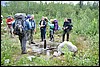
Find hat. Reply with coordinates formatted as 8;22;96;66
26;15;31;19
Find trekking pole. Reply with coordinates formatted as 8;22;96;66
44;39;46;49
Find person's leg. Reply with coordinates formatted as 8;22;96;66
19;35;22;48
51;30;54;41
7;25;10;35
28;30;31;45
43;29;46;40
30;29;35;44
21;36;27;54
49;30;52;41
40;29;43;41
62;31;66;42
10;26;14;38
52;30;54;41
67;32;69;41
21;32;27;54
19;35;27;54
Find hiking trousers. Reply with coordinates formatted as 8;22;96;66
7;24;13;37
40;28;46;41
62;30;70;42
29;29;34;44
19;31;29;53
49;30;54;41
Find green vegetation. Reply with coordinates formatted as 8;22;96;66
1;1;99;66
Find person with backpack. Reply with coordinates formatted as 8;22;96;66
44;17;55;42
26;15;36;45
62;18;73;42
39;16;47;42
12;13;31;54
6;16;14;38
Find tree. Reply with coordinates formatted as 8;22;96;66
79;1;83;8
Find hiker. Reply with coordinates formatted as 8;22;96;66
39;16;47;42
26;15;36;45
62;18;73;42
12;13;31;54
44;17;55;41
6;16;14;38
1;15;3;24
53;41;78;57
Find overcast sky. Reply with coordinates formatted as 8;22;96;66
1;1;96;6
29;1;95;4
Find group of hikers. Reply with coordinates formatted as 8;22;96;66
1;13;74;55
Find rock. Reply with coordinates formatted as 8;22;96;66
4;59;10;64
27;48;32;52
27;56;35;61
53;51;59;57
46;50;51;56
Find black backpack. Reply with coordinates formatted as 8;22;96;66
13;13;26;35
67;18;73;31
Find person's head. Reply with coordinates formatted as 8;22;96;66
44;17;48;22
7;16;12;19
41;16;45;20
67;18;72;23
64;18;68;22
50;19;54;23
30;15;34;19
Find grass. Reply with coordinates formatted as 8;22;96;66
1;19;99;66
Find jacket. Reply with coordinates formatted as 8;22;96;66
6;18;14;24
48;20;54;31
26;19;36;30
39;20;46;30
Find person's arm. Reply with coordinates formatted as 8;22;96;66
48;20;52;26
39;22;40;28
34;21;36;32
63;22;65;27
12;20;15;28
26;20;31;30
62;22;65;30
34;20;36;29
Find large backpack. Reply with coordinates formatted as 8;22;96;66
67;18;73;31
53;19;58;31
13;13;26;35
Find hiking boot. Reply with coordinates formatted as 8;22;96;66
21;51;27;54
31;42;35;44
61;53;64;55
